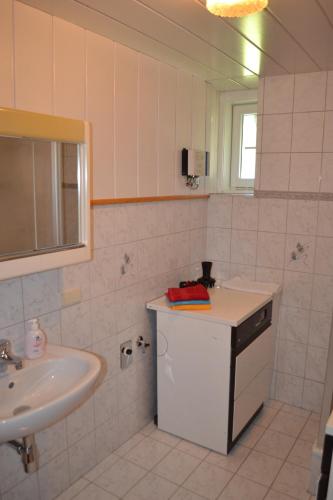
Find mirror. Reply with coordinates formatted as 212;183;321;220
0;137;81;260
0;107;90;280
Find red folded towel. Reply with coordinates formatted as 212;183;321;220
166;284;209;302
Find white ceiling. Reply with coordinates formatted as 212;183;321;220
20;0;333;90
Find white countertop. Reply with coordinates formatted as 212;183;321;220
147;286;272;327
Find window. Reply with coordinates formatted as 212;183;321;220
230;103;257;189
218;90;258;193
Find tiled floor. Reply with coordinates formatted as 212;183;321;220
56;401;319;500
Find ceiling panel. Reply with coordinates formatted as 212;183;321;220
268;0;333;69
317;0;333;26
138;0;287;76
18;0;333;93
225;9;320;74
78;0;257;77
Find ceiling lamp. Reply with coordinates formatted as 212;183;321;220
206;0;268;17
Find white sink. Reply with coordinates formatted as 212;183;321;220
0;344;102;443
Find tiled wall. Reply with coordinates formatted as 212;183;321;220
0;0;218;200
0;199;207;499
207;71;333;416
207;194;332;414
256;71;333;193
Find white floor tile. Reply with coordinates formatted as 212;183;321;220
217;474;268;500
74;483;118;500
183;461;233;500
113;433;146;458
176;440;210;460
255;429;295;459
56;479;89;500
149;429;181;447
273;462;311;499
265;400;284;410
125;436;172;470
140;421;156;436
238;424;266;448
255;406;279;428
269;411;308;438
281;405;310;419
84;454;119;482
124;472;178;500
299;418;319;443
238;450;283;487
287;439;313;469
205;444;250;473
265;490;297;500
171;488;206;500
94;457;146;497
153;449;201;485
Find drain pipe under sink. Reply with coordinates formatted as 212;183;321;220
7;434;39;473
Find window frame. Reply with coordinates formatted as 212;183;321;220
218;90;258;193
230;102;257;189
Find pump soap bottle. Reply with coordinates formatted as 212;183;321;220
25;318;46;359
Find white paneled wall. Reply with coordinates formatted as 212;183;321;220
0;0;218;200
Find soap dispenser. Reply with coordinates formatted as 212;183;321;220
25;318;46;359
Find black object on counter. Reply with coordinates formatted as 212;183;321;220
179;280;198;288
197;261;216;289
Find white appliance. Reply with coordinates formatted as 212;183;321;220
317;410;333;499
147;280;281;455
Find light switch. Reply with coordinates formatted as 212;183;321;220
61;288;81;307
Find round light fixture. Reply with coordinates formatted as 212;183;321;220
206;0;268;17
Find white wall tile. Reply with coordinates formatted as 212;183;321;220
206;228;231;262
207;194;232;228
258;199;287;233
0;0;13;106
302;379;324;412
61;301;92;349
309;311;332;348
230;230;257;266
68;432;96;483
263;75;294;115
320;153;333;192
289;153;321;192
315;237;333;275
312;274;333;312
286;200;318;235
138;55;158;196
275;372;303;407
115;44;138;197
292;112;324;153
22;270;60;319
256;232;285;269
231;196;258;231
326;71;333;111
277;340;307;377
53;18;85;119
86;31;115;200
158;64;177;195
317;201;333;236
323;111;333;152
294;72;327;112
0;278;23;329
305;346;328;383
262;115;292;153
260;153;290;191
282;271;312;309
3;475;39;500
278;306;310;344
284;235;315;274
38;451;70;500
14;2;52;113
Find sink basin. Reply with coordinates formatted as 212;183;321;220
0;344;102;443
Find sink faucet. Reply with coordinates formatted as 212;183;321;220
0;340;23;370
